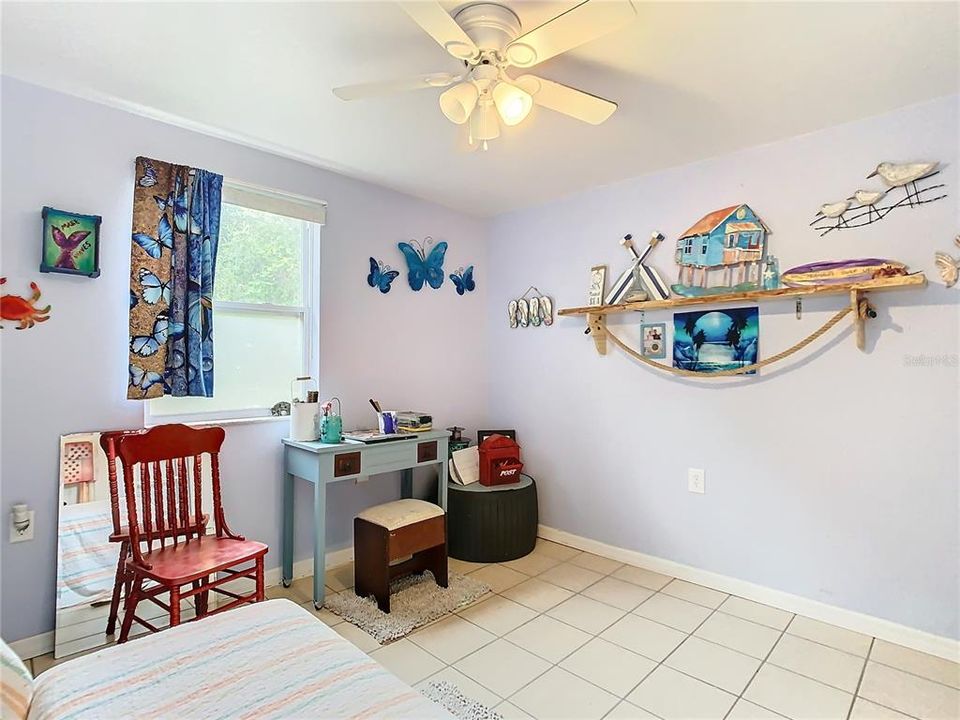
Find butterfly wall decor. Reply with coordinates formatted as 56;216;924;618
449;265;476;295
397;237;447;291
935;235;960;288
367;257;399;294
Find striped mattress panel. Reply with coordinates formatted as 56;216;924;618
29;599;451;720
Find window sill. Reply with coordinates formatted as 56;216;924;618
146;415;289;429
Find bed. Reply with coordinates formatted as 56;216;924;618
26;599;453;720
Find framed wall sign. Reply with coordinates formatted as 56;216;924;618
40;207;101;278
588;265;606;306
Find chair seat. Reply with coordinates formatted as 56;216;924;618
357;499;444;530
131;537;268;583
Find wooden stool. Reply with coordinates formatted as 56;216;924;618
354;499;447;613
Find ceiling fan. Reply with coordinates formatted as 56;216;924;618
333;0;636;150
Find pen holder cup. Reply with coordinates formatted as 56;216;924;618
320;414;342;444
377;412;397;435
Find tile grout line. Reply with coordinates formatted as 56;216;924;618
720;613;794;720
853;639;925;720
845;637;874;720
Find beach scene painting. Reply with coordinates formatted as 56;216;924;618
673;306;759;374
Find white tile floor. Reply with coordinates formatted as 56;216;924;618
27;539;960;720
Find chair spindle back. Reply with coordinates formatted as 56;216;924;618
117;424;227;567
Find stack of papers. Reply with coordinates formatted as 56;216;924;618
449;446;479;485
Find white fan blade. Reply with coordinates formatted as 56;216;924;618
515;75;617;124
397;1;480;61
333;73;459;101
505;0;636;68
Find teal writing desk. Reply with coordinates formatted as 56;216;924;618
281;429;450;607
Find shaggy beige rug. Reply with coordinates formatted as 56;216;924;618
324;571;490;644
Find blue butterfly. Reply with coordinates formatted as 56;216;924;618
367;257;399;294
171;173;192;233
129;363;166;396
150;174;196;234
182;279;213;339
138;160;158;188
132;215;173;259
138;268;170;306
129;289;138;310
449;266;476;295
397;239;447;291
130;313;184;356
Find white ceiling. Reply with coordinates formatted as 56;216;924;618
2;2;957;216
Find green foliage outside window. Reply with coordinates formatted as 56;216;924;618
214;204;303;306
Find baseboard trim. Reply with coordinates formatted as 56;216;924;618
538;524;959;662
8;631;55;662
8;548;354;661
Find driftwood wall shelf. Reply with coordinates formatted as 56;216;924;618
558;274;927;372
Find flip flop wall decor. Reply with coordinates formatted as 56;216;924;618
507;287;555;329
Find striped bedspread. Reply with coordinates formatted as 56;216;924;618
29;600;452;720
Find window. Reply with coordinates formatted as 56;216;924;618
147;182;323;424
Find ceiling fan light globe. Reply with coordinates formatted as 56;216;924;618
469;101;501;141
493;81;533;126
439;82;479;124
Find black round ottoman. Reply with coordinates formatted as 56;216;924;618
447;474;538;562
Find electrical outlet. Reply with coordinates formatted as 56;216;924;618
688;468;705;494
10;510;35;543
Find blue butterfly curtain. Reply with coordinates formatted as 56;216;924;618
127;156;222;399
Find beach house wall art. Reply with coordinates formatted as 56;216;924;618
672;204;768;297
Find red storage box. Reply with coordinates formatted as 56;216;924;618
478;434;523;486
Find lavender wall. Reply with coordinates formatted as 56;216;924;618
0;78;489;642
487;96;959;639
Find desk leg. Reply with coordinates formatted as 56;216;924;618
282;471;294;587
438;439;449;510
313;478;327;608
401;469;413;499
438;462;448;511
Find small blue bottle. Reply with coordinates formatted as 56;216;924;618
762;255;780;290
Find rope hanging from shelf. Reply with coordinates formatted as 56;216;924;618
602;305;854;377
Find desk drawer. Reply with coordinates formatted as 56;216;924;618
333;451;362;477
417;441;438;463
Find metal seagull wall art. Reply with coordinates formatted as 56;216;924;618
811;160;947;236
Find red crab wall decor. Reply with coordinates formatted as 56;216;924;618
1;277;51;329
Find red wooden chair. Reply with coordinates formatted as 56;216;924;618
116;424;267;643
99;430;209;636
